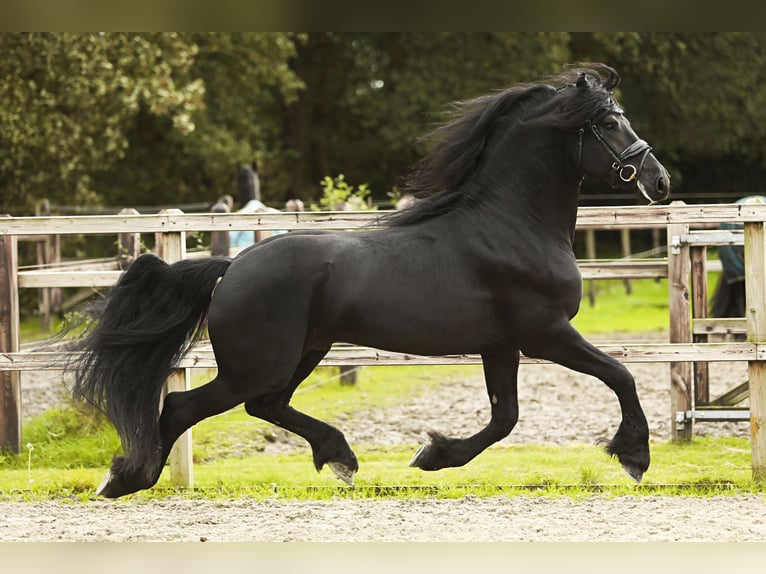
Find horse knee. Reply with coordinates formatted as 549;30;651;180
607;365;638;395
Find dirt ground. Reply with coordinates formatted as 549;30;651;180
3;334;765;542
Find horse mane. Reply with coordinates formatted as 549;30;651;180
383;63;620;227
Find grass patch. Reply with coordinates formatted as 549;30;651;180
1;437;762;501
573;271;723;337
572;277;670;335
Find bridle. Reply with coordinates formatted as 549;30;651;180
577;104;653;185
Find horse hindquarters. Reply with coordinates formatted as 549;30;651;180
204;244;361;484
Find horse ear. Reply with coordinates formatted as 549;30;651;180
576;72;588;89
603;72;621;92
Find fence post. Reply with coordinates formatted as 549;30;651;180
668;207;693;441
117;208;141;270
209;200;230;257
691;245;710;406
35;199;61;330
621;227;632;295
744;221;766;482
155;208;193;489
585;229;596;306
0;216;21;453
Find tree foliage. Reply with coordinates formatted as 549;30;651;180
3;32;766;216
0;33;204;212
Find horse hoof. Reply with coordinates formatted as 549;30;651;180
622;463;644;484
95;470;115;497
327;461;355;486
408;441;429;468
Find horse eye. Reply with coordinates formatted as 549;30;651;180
603;121;618;131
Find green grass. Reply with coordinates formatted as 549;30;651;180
573;271;724;336
573;277;670;335
1;437;760;501
1;361;762;500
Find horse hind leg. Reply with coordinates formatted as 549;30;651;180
409;348;520;471
244;348;359;485
96;376;247;498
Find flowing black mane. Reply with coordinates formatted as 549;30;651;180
385;63;621;227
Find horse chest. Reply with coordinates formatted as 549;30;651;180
483;251;582;320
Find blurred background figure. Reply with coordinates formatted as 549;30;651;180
710;195;766;317
285;198;304;212
229;160;283;248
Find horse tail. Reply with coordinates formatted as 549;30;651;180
70;253;232;479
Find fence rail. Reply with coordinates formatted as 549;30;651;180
2;203;766;485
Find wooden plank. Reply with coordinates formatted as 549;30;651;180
0;211;382;235
693;318;747;336
575;203;766;229
745;221;766;482
0;224;20;454
578;260;667;280
709;381;750;407
683;230;744;246
3;203;766;236
15;261;667;289
3;342;763;372
18;270;121;288
156;209;193;489
667;214;693;440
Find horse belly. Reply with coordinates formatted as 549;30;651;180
326;273;498;356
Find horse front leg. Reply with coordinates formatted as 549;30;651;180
523;321;650;483
409;348;520;471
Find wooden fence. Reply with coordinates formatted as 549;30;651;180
2;203;766;486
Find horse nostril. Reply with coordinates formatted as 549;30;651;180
657;175;668;194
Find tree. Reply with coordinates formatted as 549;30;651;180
0;33;204;215
279;33;572;203
571;32;766;197
92;33;304;210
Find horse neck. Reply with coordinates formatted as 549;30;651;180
472;129;582;245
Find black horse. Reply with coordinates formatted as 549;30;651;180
71;64;670;498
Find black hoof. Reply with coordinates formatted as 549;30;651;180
408;431;456;471
327;461;356;486
604;429;650;484
94;456;156;498
621;463;644;484
313;439;359;482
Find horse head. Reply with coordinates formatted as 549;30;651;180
574;67;671;205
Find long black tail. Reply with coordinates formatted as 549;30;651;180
70;253;232;477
